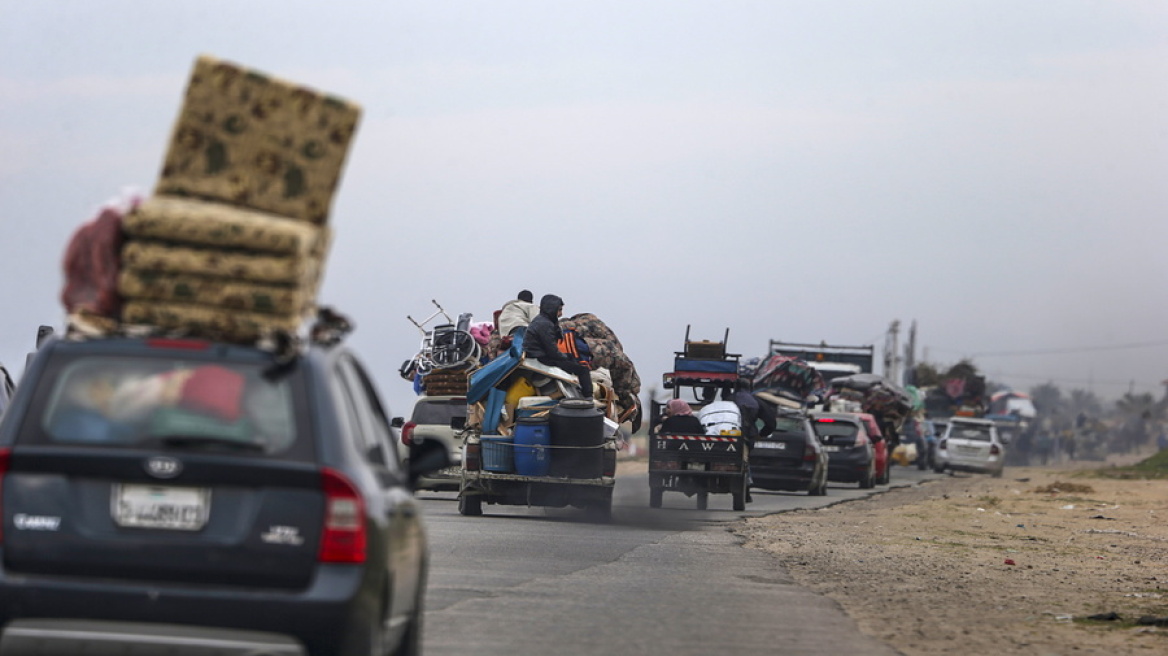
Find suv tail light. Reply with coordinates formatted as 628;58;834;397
939;438;948;449
401;421;417;446
990;444;1001;456
318;468;366;563
0;448;10;544
803;444;818;463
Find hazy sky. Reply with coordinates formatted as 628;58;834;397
2;1;1166;416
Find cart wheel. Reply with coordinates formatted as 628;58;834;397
649;487;663;509
732;478;747;511
696;492;708;510
458;493;482;516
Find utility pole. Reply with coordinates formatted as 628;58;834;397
884;320;901;383
903;320;917;387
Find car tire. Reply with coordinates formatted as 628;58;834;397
934;463;945;474
991;468;1003;478
696;492;708;510
860;463;875;489
649;487;663;508
458;492;482;516
732;488;746;511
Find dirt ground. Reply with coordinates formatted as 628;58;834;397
734;458;1168;655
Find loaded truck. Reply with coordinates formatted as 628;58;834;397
767;340;875;384
457;340;619;520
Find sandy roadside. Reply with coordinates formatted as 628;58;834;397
735;460;1168;655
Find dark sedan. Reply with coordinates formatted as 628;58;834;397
749;411;828;496
811;412;876;489
0;334;449;656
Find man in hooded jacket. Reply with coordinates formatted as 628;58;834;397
523;294;594;399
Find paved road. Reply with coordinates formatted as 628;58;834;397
419;464;941;655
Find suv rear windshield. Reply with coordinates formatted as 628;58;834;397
771;417;806;438
812;419;860;445
949;423;993;441
410;398;467;425
29;355;302;455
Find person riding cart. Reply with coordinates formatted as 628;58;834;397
647;327;750;511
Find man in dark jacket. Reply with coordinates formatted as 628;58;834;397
523;294;593;399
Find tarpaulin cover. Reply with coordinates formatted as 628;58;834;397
752;355;827;400
467;334;524;405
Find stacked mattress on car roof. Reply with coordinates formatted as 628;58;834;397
118;55;360;343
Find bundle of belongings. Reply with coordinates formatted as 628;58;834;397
60;55;361;345
830;373;913;436
464;312;640;438
750;354;827;408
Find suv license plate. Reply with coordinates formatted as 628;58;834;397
754;442;785;450
113;485;210;531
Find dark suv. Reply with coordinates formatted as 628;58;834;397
811;412;876;489
749;411;829;496
0;335;449;656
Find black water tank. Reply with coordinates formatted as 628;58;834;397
549;399;605;478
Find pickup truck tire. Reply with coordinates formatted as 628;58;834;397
458;493;482;516
588;490;614;522
649;487;663;508
696;492;708;510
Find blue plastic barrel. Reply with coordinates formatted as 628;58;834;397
480;435;514;472
513;418;551;476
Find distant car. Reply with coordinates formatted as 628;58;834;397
749;410;829;496
856;413;891;485
811;412;876;489
400;395;466;491
934;416;1005;477
0;335;451;656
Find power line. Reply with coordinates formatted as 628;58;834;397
932;339;1168;358
988;371;1161;390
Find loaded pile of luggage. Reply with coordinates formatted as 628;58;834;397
748;353;828;408
401;302;642;443
61;55;361;345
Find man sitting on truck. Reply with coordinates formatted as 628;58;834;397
523;294;594;399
